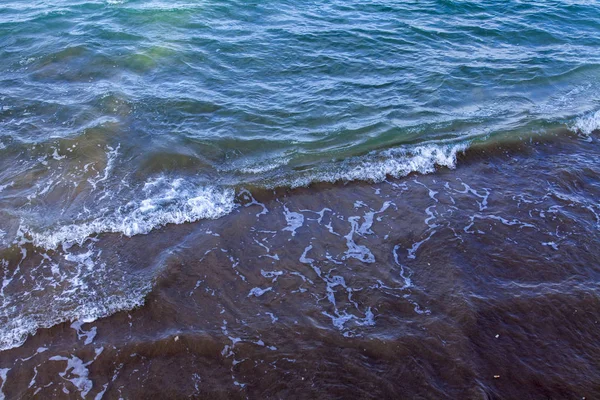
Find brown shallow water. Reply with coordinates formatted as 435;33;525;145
1;131;600;399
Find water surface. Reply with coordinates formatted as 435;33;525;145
1;0;600;398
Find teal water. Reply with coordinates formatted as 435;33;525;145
0;0;599;243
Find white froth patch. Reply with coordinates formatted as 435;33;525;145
71;320;97;345
261;270;284;282
49;347;103;398
322;307;375;334
407;230;437;259
282;205;304;238
248;287;272;297
344;216;375;263
51;147;66;161
542;241;559;250
239;189;269;217
27;180;235;250
572;109;600;136
265;312;278;323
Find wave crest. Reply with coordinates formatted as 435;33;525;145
572;110;600;136
288;143;469;188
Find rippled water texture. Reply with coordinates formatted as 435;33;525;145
1;0;600;398
1;0;599;240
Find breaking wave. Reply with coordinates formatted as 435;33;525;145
26;179;236;250
286;143;468;188
572;109;600;136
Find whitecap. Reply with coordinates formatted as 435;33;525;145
572;109;600;136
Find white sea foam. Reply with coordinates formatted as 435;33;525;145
248;287;272;297
344;216;375;263
288;143;468;188
282;205;304;237
71;320;97;345
26;180;235;250
49;347;103;398
572;109;600;136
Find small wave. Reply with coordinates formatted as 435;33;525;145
23;144;467;249
26;179;236;250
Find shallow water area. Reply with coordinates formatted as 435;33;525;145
1;133;600;398
1;0;600;398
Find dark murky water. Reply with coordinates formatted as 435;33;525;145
2;132;600;398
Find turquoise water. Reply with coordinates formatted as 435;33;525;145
0;0;599;243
